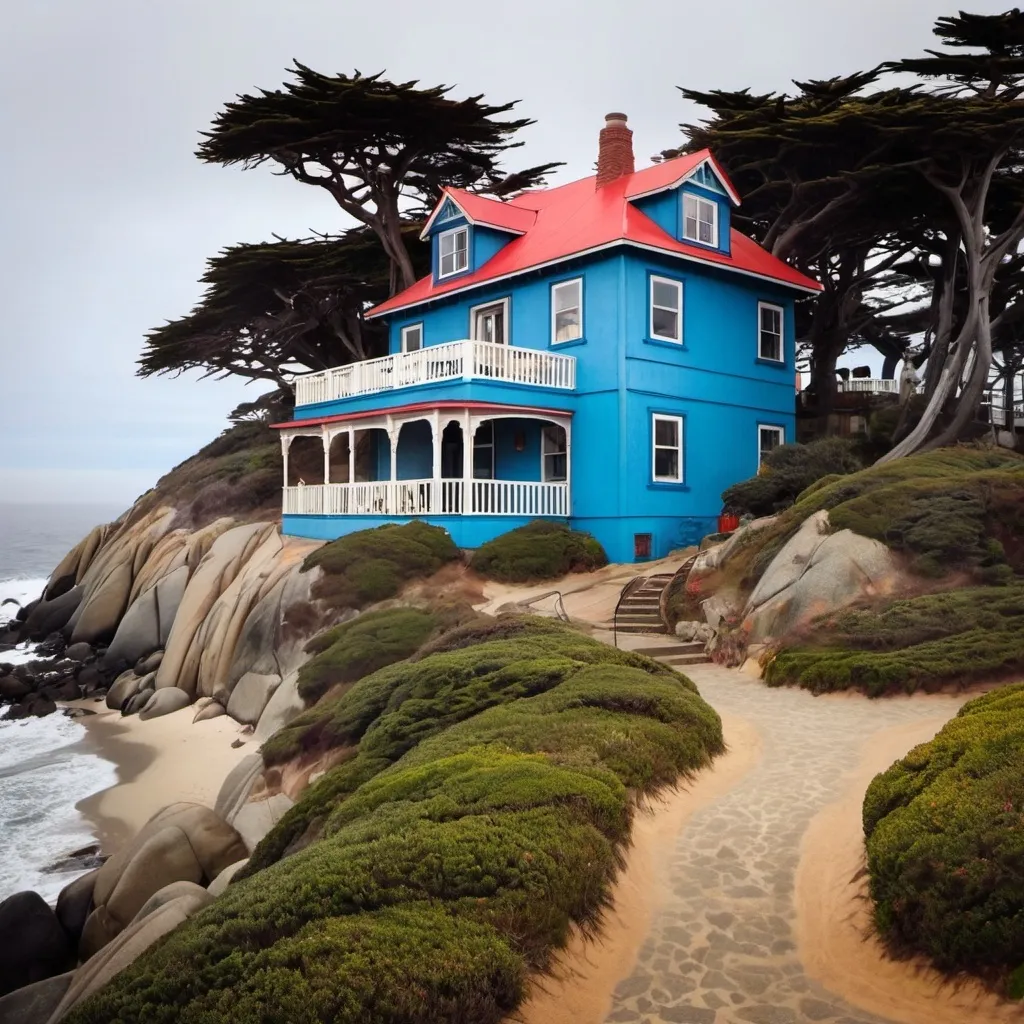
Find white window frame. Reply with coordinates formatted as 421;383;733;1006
469;297;510;345
652;414;684;483
757;424;785;467
550;278;583;345
541;423;568;482
758;301;785;363
683;193;718;247
650;276;683;344
400;323;423;353
438;226;469;278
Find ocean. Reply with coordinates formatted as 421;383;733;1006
0;502;125;903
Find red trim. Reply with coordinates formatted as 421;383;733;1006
273;399;574;431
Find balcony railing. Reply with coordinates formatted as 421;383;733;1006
837;378;899;394
283;479;569;518
293;339;577;407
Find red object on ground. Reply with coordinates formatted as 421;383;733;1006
718;513;740;534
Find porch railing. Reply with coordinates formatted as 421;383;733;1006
293;339;576;406
837;378;899;394
283;479;569;518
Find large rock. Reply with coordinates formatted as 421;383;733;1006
138;687;191;720
214;753;264;823
0;892;71;996
226;671;280;726
744;526;897;640
105;670;145;711
155;523;276;698
48;897;205;1023
45;522;116;601
130;881;212;925
206;859;248;897
121;690;153;717
192;701;226;722
254;669;304;743
103;565;189;668
54;870;98;946
63;643;92;663
231;793;295;853
0;972;73;1024
22;588;83;643
745;510;830;610
690;515;779;575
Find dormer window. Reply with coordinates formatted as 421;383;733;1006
683;194;717;247
438;227;469;277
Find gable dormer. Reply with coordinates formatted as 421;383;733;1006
629;154;737;257
421;188;536;285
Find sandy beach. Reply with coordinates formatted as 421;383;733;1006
68;700;255;853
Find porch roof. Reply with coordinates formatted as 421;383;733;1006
272;399;574;432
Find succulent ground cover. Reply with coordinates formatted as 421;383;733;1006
470;520;608;583
863;684;1024;997
65;617;723;1024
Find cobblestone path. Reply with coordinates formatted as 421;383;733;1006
603;664;967;1024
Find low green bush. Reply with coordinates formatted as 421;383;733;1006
303;522;460;610
298;608;440;704
864;685;1024;992
722;437;862;517
470;521;607;582
65;619;723;1024
765;585;1024;696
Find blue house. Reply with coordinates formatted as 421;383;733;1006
275;113;820;564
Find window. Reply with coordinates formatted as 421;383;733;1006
683;194;717;246
758;425;784;467
542;424;567;481
401;324;423;353
758;302;784;362
650;276;682;343
551;279;582;344
438;227;468;277
652;414;683;483
473;421;494;479
471;299;508;345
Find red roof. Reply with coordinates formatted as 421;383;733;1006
369;151;820;319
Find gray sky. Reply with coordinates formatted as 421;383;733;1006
0;0;1006;504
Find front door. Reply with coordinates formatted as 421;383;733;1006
473;302;506;345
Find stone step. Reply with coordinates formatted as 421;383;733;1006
619;596;661;606
616;614;664;624
615;624;668;635
633;643;705;657
661;654;711;666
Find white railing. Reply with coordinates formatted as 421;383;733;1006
837;378;899;394
293;339;576;406
283;479;568;518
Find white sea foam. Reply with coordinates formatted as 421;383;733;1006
0;576;48;665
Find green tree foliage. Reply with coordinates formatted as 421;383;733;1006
198;66;561;290
721;438;862;517
863;684;1024;992
65;620;723;1024
470;521;608;583
139;227;427;388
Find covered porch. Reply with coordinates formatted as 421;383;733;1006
278;403;571;519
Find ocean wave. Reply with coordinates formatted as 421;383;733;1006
0;715;117;904
0;576;48;665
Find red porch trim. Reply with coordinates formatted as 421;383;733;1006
272;399;574;431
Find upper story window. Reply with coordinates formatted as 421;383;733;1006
401;324;423;352
758;302;784;362
650;276;683;344
683;193;718;247
438;227;468;278
652;414;684;483
551;279;582;344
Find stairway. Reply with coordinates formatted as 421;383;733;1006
613;573;674;635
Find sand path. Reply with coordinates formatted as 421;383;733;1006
520;661;1018;1024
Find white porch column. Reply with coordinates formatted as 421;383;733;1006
563;417;572;517
431;410;441;516
281;434;292;489
462;409;473;513
348;429;356;484
387;415;398;482
322;427;330;485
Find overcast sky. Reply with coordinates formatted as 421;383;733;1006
0;0;1007;505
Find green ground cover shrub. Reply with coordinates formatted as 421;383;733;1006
298;608;441;704
65;618;723;1024
470;520;607;582
863;685;1024;992
722;437;862;517
303;521;460;610
765;584;1024;696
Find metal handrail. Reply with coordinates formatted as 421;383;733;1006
522;589;570;622
612;575;644;649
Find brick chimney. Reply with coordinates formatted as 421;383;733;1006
596;112;635;187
